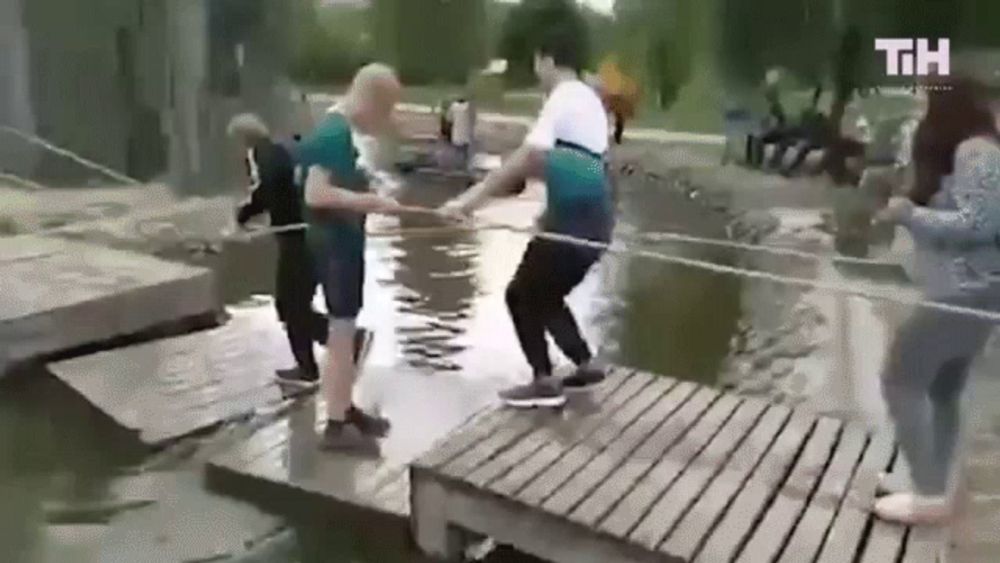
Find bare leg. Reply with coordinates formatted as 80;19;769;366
323;318;357;421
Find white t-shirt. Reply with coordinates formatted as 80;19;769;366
448;100;473;146
525;80;609;155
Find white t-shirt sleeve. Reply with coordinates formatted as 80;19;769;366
525;92;562;150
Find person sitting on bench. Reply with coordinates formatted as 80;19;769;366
748;68;788;167
769;85;827;174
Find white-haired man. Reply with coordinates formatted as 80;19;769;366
297;64;405;455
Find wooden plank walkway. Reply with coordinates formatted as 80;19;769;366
1;235;216;375
205;395;412;542
410;369;947;563
48;310;290;446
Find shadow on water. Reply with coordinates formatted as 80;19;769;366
0;373;145;562
0;179;743;562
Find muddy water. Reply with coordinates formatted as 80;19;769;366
0;171;743;562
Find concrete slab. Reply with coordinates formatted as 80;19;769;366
47;310;290;446
1;236;216;373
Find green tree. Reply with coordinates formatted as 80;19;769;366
372;0;487;84
288;0;372;84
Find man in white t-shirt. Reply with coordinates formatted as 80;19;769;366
440;28;613;408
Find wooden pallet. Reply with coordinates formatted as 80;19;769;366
410;369;945;562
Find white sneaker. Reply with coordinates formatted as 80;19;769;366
873;493;953;525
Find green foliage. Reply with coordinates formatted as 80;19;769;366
498;0;591;86
468;73;505;107
288;4;372;85
613;0;694;110
372;0;487;85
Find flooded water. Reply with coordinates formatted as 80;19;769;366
0;165;746;561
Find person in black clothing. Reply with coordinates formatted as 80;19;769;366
227;113;370;387
748;70;788;167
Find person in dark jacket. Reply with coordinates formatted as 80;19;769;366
228;113;370;387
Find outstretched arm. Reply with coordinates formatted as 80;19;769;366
445;145;544;213
304;165;401;214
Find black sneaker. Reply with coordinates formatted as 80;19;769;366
562;365;608;393
347;405;391;438
319;420;381;457
499;377;566;409
275;367;319;390
354;328;374;365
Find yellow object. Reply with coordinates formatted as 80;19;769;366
595;57;640;120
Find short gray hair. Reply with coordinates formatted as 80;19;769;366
227;113;270;141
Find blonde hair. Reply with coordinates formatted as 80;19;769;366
227;113;270;141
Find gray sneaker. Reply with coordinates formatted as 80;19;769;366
319;421;381;457
347;405;391;438
499;377;566;409
562;365;608;393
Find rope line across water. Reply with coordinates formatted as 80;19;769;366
0;126;140;186
6;125;1000;322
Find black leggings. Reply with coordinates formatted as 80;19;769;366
275;235;328;376
506;237;604;378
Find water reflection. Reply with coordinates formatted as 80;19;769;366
605;173;742;382
387;178;476;372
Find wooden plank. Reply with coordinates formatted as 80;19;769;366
440;412;557;480
213;417;293;469
413;408;523;469
442;371;645;480
859;519;908;563
621;394;747;548
598;390;734;539
901;527;944;563
515;376;681;507
416;369;638;470
488;374;670;498
372;472;411;516
661;405;794;560
462;371;649;488
631;399;770;553
735;416;842;563
544;380;709;518
776;422;869;563
815;433;896;563
564;382;708;530
430;480;664;563
693;411;817;563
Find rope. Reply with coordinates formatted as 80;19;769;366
4;124;999;322
0;172;47;191
0;126;141;185
232;209;1000;323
